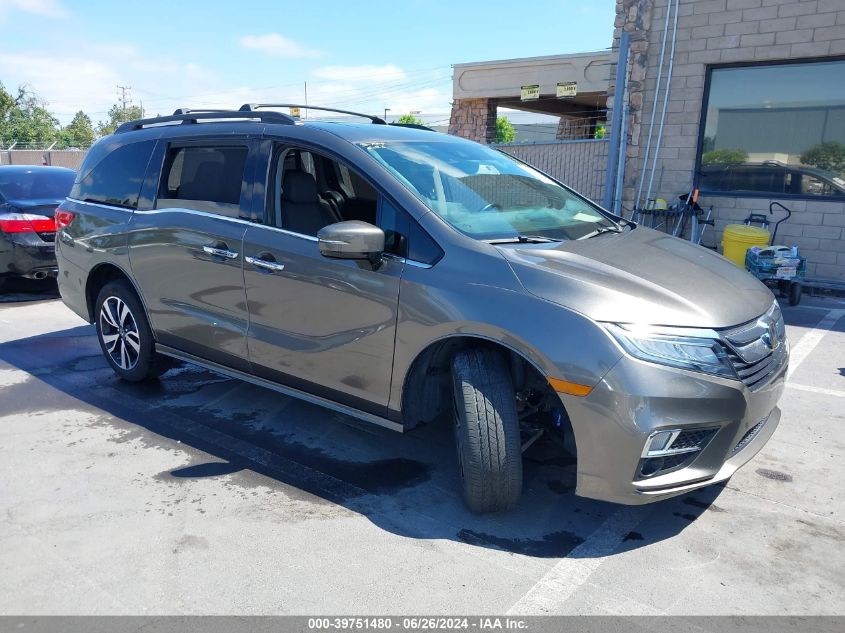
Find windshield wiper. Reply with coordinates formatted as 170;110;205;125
487;234;564;244
580;225;624;240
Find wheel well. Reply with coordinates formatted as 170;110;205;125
401;337;577;459
85;263;131;322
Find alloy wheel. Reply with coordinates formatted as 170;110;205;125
99;296;141;371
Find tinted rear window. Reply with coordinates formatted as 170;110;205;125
71;140;155;209
0;169;75;201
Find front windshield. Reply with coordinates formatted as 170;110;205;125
360;139;617;241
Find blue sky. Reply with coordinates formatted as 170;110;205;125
0;0;614;125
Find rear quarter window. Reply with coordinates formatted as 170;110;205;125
71;140;155;209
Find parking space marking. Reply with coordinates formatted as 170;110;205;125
786;383;845;398
787;309;845;380
506;506;648;615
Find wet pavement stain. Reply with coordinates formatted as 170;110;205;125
756;468;793;482
623;531;644;542
456;528;585;558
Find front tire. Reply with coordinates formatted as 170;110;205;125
95;280;167;381
451;348;523;513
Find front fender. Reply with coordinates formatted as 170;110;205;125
389;253;624;414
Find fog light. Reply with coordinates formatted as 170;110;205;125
638;427;719;479
645;430;676;455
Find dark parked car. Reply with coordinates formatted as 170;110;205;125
0;165;76;289
56;106;785;513
699;161;845;197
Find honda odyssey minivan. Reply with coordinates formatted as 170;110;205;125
56;105;787;512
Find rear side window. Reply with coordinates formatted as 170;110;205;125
157;145;248;217
71;140;155;209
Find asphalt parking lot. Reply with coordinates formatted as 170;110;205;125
1;282;843;616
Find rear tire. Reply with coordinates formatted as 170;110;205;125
451;347;523;513
95;280;168;381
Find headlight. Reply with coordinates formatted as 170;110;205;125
603;323;736;378
770;302;786;342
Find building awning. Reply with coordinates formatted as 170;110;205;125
452;51;611;117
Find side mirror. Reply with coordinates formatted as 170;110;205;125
318;220;385;264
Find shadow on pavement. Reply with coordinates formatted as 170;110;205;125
0;277;59;303
0;324;727;559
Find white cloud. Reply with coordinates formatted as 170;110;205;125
238;33;323;58
0;42;222;124
0;35;452;128
0;0;68;20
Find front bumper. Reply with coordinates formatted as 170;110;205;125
562;348;786;505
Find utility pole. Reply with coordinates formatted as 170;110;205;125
116;85;132;113
384;107;390;122
304;81;308;120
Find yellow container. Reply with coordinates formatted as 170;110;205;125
721;224;771;267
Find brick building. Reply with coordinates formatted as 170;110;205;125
449;0;845;281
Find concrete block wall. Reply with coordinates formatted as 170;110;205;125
1;150;85;170
610;0;845;281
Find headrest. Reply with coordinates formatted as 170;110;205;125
282;170;319;204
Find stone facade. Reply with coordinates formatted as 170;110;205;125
609;0;845;280
448;98;497;144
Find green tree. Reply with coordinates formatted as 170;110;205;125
800;141;845;174
594;123;606;139
58;110;96;148
701;148;748;166
395;113;425;126
496;116;516;143
97;103;143;136
0;83;60;146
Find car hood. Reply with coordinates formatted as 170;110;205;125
4;197;64;216
499;226;774;329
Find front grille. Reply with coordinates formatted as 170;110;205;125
721;304;787;391
725;344;787;390
733;418;767;454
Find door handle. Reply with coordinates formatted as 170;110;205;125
245;255;285;272
203;245;239;259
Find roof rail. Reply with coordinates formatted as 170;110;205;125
389;122;436;132
239;103;386;125
115;109;295;133
172;108;231;115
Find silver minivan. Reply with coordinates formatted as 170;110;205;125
56;106;787;512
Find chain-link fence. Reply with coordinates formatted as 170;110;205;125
494;138;609;203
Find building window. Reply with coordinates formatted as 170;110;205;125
697;58;845;199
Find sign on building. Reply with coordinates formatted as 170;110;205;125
556;82;577;98
290;107;301;118
520;85;540;101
